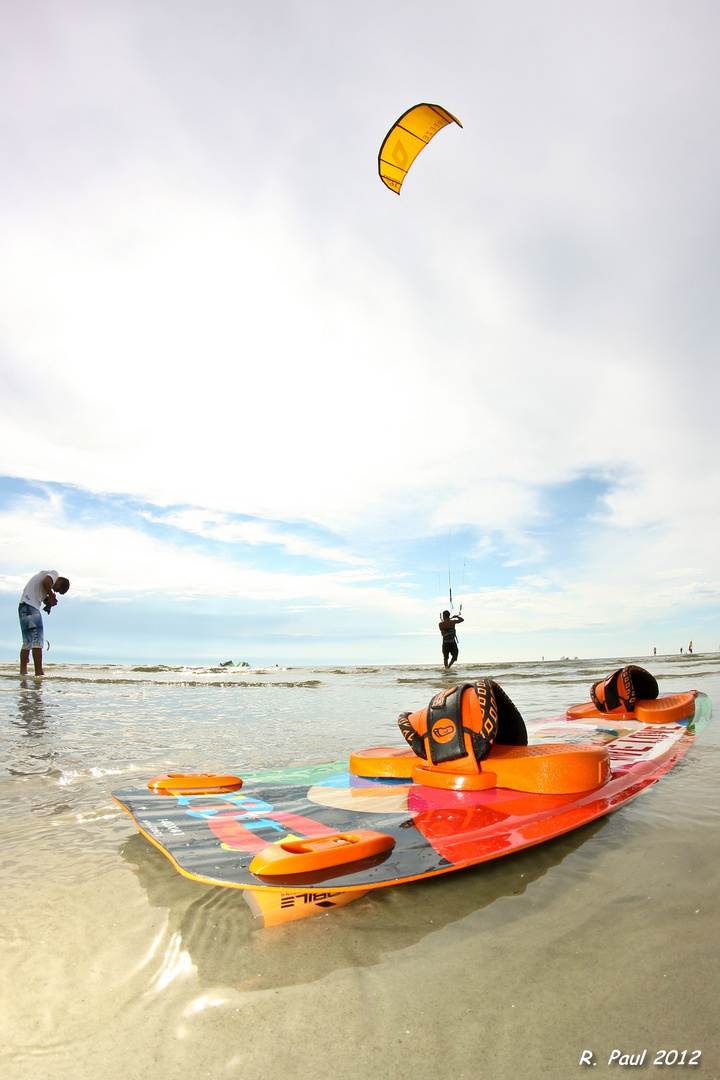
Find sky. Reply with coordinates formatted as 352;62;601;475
1;0;719;666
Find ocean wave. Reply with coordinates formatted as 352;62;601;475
0;668;323;688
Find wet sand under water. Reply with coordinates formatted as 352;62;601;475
1;659;719;1079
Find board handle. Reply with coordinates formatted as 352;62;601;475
249;830;395;876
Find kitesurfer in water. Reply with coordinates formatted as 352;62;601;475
439;610;464;669
18;571;70;676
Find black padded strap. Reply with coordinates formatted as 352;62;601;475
490;679;528;747
466;678;499;762
398;711;424;758
398;679;527;766
425;684;468;764
591;666;659;713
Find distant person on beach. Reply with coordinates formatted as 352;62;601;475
19;571;70;676
439;610;464;670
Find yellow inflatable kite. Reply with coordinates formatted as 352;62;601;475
378;103;462;194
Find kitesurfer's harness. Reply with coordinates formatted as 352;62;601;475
398;679;527;766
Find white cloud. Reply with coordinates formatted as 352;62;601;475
1;1;719;660
140;507;369;566
0;491;415;616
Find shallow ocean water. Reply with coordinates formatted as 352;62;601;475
1;654;718;1080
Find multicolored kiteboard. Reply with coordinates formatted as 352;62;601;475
112;670;711;927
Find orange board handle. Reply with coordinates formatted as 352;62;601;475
281;835;359;855
148;772;243;794
249;830;395;877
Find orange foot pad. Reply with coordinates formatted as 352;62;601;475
349;747;416;779
351;744;610;795
411;759;497;791
483;743;610;794
566;691;697;724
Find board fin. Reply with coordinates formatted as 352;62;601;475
242;887;370;927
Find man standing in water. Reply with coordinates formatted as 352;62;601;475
19;570;70;676
439;609;464;669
